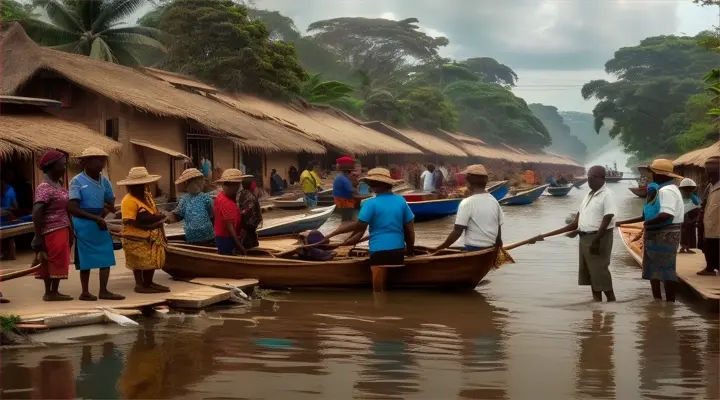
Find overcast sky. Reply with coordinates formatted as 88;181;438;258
131;0;718;113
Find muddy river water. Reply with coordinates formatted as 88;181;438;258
2;182;718;399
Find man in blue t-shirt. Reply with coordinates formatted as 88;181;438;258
333;156;369;223
325;167;415;267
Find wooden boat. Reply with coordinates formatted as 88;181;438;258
488;180;509;200
629;187;648;198
272;197;307;209
546;185;573;197
407;198;463;222
0;217;33;240
572;177;588;188
163;238;502;290
618;223;643;265
258;206;335;237
402;191;437;202
499;184;550;206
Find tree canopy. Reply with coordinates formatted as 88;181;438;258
21;0;168;67
529;104;587;162
581;33;718;159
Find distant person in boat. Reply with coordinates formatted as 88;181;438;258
213;169;249;256
333;156;365;223
118;167;169;294
679;178;701;254
547;175;559;187
557;175;569;185
617;159;684;301
270;169;285;196
237;176;262;250
167;168;214;245
698;156;720;276
324;168;415;266
300;161;322;207
32;150;73;302
543;165;617;302
298;230;335;261
68;147;125;301
420;164;436;192
434;164;504;252
0;170;19;260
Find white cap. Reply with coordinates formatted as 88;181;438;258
679;178;697;188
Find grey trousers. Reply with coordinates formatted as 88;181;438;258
579;232;614;292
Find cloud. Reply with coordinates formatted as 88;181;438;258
254;0;684;70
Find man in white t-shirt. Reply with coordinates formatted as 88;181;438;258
434;164;504;251
420;164;436;192
542;165;617;302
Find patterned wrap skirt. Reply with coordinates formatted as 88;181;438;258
642;224;681;281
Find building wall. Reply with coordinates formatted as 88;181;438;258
213;138;240;177
263;152;299;188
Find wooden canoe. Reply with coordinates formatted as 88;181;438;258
618;223;644;265
546;185;573;197
488;180;509;200
629;187;648;198
499;184;550;206
0;219;34;240
272;197;307;209
162;240;501;290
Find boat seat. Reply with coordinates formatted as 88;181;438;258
370;264;405;292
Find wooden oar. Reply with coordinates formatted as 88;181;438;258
419;234;543;258
0;264;41;282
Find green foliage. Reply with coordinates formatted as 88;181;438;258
529;104;587;161
22;0;168;67
1;0;36;22
362;91;408;126
400;86;458;131
0;315;20;333
461;57;518;87
582;33;718;159
156;0;307;97
444;81;551;147
301;73;354;104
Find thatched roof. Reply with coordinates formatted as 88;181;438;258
361;122;467;157
143;67;218;93
674;141;720;167
0;113;122;158
214;94;422;155
0;23;324;154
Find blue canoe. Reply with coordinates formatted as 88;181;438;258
408;198;463;222
488;181;509;200
546;185;573;197
499;184;550;206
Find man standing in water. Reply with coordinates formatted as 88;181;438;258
543;165;617;302
699;156;720;275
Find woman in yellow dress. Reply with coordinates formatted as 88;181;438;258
118;167;169;294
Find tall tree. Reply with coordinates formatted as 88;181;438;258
461;57;518;87
529;104;587;161
581;34;717;159
22;0;168;67
1;0;36;22
156;0;307;97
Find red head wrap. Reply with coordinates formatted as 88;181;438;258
336;155;354;169
38;150;65;169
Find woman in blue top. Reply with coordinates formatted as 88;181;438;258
68;147;125;301
167;168;214;244
325;168;415;267
1;173;19;261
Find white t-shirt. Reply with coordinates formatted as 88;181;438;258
658;184;684;224
578;185;617;232
438;166;449;180
455;193;504;248
421;170;434;192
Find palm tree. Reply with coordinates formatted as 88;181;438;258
22;0;168;67
300;73;355;104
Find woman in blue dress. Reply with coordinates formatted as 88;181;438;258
68;147;125;301
167;168;214;244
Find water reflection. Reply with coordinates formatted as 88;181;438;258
33;356;76;399
575;310;615;400
76;343;124;399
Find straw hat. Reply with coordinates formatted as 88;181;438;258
116;167;161;186
679;178;697;188
460;164;488;177
214;168;253;183
175;168;204;185
76;147;109;158
648;159;682;179
359;167;397;185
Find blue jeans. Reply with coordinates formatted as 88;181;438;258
305;193;317;207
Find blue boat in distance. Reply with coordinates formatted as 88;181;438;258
408;198;463;222
488;180;509;200
546;185;573;197
499;184;550;206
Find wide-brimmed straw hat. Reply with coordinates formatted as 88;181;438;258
359;167;397;185
460;164;488;177
679;178;697;188
76;147;109;159
648;159;682;179
175;168;204;185
214;168;252;183
116;167;161;186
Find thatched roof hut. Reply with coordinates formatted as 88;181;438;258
361;122;468;157
0;23;325;154
673;142;720;167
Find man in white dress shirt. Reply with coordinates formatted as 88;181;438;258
543;165;617;302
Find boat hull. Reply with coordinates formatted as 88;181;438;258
499;184;550;206
629;187;647;198
618;224;644;265
163;245;499;290
272;198;307;209
258;206;335;237
408;198;462;222
546;186;573;197
489;181;509;200
572;178;588;188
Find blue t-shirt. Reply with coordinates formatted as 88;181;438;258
333;173;353;199
69;172;114;213
176;192;214;243
358;193;415;252
1;186;16;210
